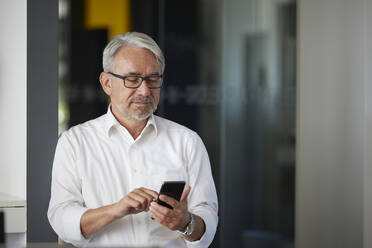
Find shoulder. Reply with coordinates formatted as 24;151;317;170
153;116;209;163
153;115;198;137
153;115;204;149
60;114;106;144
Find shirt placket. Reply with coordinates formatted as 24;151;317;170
128;142;147;244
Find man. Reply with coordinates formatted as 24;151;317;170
48;32;218;248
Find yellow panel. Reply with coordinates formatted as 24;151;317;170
85;0;131;41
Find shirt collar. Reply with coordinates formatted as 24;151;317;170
146;113;158;136
104;105;158;137
104;105;120;136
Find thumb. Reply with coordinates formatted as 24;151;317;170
180;185;191;203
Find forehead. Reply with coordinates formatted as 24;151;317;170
113;46;161;74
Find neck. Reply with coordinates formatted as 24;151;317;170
110;105;149;140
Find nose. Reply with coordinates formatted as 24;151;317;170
136;80;151;96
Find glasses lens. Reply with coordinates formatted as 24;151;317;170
124;76;162;88
146;76;162;88
125;76;142;88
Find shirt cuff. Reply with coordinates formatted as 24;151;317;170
185;209;218;248
61;205;90;246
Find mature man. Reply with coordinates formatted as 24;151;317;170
47;32;218;248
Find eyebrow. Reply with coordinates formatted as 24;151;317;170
126;72;161;76
149;72;161;76
126;72;142;76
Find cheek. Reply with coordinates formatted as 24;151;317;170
111;88;128;105
152;91;161;104
110;87;120;102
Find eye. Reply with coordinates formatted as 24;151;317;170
147;76;161;82
126;76;141;83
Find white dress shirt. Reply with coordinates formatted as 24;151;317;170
47;107;218;248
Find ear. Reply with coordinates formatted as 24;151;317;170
99;72;112;96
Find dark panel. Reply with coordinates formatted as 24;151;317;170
161;0;200;131
0;212;4;244
27;0;59;242
68;29;108;127
131;0;160;40
130;0;201;131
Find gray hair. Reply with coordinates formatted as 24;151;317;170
102;32;165;73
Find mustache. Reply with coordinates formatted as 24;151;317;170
130;96;154;103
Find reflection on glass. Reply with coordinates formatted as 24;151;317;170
220;0;296;247
58;0;296;247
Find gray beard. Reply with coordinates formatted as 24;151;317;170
113;102;157;121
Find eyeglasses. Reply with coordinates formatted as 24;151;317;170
108;72;163;89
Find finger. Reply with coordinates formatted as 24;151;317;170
159;194;178;208
150;203;167;218
134;188;157;201
127;195;147;210
140;188;159;199
150;206;174;226
126;195;144;210
134;190;155;209
135;190;153;200
150;207;165;224
180;185;191;202
150;202;173;216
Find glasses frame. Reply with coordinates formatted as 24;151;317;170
108;72;163;89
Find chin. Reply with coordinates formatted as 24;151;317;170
131;105;157;120
131;112;153;121
129;107;155;120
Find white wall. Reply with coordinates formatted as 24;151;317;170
297;0;370;247
0;0;27;199
364;0;372;247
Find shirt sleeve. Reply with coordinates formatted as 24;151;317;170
184;132;219;248
47;132;90;247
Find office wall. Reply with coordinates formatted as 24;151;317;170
364;0;372;247
27;0;58;242
0;0;27;199
297;0;369;247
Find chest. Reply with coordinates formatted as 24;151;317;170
76;134;189;207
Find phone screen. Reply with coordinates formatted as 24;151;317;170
157;181;186;209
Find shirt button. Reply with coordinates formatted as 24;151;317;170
132;168;137;173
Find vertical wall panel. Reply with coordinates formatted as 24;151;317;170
364;0;372;247
27;0;59;242
297;0;364;247
0;0;27;200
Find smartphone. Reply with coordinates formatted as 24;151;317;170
157;181;186;209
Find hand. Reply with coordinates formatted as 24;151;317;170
113;187;158;218
149;185;192;231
